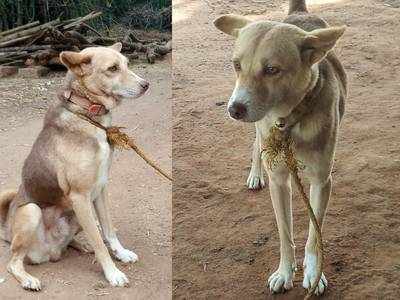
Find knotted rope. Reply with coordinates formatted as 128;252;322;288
76;113;172;182
261;125;323;299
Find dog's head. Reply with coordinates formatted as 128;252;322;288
60;43;149;109
214;15;345;122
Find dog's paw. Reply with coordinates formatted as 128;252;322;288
267;267;294;293
21;276;41;291
105;268;129;287
115;248;138;263
246;171;265;190
303;253;327;295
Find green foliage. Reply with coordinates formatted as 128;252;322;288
0;0;171;31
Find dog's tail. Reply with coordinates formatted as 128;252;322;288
288;0;308;15
0;190;15;223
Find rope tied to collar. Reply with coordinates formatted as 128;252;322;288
60;79;172;182
261;125;323;299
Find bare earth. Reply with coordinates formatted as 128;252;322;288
0;60;171;299
173;0;400;299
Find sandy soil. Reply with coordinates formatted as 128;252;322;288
172;0;400;299
0;60;171;299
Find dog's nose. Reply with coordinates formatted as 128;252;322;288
140;80;150;91
228;102;247;120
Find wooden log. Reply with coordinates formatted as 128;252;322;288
0;19;60;43
64;30;90;45
0;35;35;48
0;44;66;53
81;23;103;37
1;59;24;66
0;21;40;37
62;11;102;30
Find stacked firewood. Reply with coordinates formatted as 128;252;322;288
0;11;171;68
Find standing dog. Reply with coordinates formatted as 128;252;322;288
214;0;347;295
0;43;149;290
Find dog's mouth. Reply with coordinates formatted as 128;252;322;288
113;85;149;100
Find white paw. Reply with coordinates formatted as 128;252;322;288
22;276;41;291
268;267;294;293
115;248;138;263
246;170;265;190
303;253;327;295
105;268;129;287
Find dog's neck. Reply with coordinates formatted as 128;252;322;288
59;72;114;124
276;64;322;130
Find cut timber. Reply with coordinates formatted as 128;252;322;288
62;11;102;30
0;21;40;37
0;19;60;43
0;35;36;48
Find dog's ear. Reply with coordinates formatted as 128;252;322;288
302;26;346;65
213;14;251;37
109;42;122;52
60;51;92;76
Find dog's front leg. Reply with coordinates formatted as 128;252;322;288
247;124;265;189
302;175;331;295
94;188;138;263
70;191;129;287
266;167;296;293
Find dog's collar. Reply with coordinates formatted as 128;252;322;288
58;89;108;117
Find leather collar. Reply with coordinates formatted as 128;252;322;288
58;89;108;117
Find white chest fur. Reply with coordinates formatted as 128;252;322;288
91;129;111;200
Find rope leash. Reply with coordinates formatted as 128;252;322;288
65;78;172;182
74;110;172;182
261;125;323;299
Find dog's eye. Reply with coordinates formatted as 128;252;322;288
108;65;119;72
233;61;241;71
264;65;280;76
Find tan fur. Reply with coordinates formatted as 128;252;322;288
214;0;347;296
0;43;148;291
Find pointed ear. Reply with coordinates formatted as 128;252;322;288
213;14;251;37
302;26;346;65
109;42;122;52
59;51;91;76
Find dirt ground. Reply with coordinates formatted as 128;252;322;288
172;0;400;299
0;60;171;299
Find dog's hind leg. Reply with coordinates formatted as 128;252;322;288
7;203;42;291
247;124;265;190
94;188;138;263
302;175;331;295
266;166;296;293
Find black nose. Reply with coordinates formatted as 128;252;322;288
228;103;247;120
140;81;149;91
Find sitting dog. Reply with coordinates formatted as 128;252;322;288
0;42;149;290
214;0;347;295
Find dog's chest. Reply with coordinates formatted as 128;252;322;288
91;129;112;200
